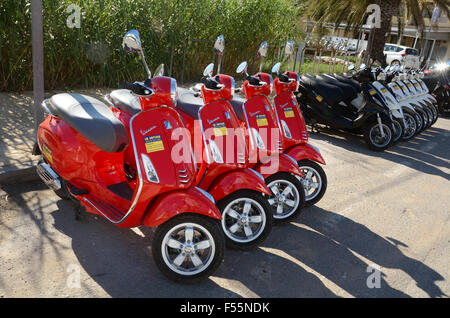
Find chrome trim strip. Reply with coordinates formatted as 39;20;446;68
198;106;211;164
242;101;255;152
195;186;215;204
248;168;265;182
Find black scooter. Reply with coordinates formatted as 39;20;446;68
297;65;394;151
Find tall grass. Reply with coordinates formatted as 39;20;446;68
0;0;302;91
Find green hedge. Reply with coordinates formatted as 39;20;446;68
0;0;301;91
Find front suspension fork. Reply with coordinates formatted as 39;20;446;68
376;113;386;138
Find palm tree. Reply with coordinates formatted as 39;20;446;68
303;0;450;65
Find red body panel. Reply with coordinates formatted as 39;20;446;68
137;76;175;110
252;154;304;179
207;168;271;201
215;74;234;101
142;187;221;227
285;143;326;165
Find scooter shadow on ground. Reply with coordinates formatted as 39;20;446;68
214;205;445;298
309;120;450;181
49;199;335;297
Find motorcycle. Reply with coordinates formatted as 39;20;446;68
107;32;273;250
296;63;394;151
422;64;450;117
35;30;226;284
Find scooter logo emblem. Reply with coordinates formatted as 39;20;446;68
140;125;157;136
280;102;289;108
207;117;220;124
249;111;260;117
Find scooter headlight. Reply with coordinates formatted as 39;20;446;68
281;120;292;139
208;139;224;163
250;128;266;149
141;154;159;183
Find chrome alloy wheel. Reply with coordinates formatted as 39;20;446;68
161;222;215;276
298;166;322;202
267;179;300;219
221;198;266;243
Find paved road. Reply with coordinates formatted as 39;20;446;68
1;117;449;298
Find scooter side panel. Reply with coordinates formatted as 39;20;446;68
285;143;326;165
252;154;304;179
142;187;221;227
207;168;272;202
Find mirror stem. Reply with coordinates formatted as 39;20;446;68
139;51;152;79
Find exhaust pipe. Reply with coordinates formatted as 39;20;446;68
36;162;61;191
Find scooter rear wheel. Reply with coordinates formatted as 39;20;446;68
265;172;305;223
363;121;393;151
412;110;424;134
218;190;273;250
152;214;225;284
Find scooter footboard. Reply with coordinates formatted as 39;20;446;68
285;144;326;165
143;187;221;227
252;154;304;178
207;169;272;201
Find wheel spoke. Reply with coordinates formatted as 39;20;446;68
267;197;276;205
184;226;194;242
167;238;183;249
248;215;262;223
282;185;293;196
229;222;241;233
243;201;251;214
227;208;241;219
309;182;319;189
284;199;296;207
276;203;283;214
270;185;280;195
305;170;313;180
190;253;203;267
244;225;253;237
173;252;187;267
195;240;211;250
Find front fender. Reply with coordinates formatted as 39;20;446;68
252;154;304;178
285;143;326;165
142;187;221;227
207;168;272;201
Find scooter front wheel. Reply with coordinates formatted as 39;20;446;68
265;172;305;223
401;112;417;141
218;190;273;250
297;159;327;206
363;122;393;151
391;119;404;144
152;214;225;284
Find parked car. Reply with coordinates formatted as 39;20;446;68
383;44;420;69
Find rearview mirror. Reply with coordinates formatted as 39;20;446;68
122;29;143;53
154;64;164;77
285;40;294;57
257;41;268;58
203;63;214;77
359;63;366;70
213;35;225;54
347;64;355;71
271;62;281;74
236;61;248;75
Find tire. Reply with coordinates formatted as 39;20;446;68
391;119;403;144
401;112;417;141
152;214;225;284
414;108;426;133
265;172;305;223
423;106;433;129
363;121;393;151
428;103;438;125
218;189;273;250
297;159;327;207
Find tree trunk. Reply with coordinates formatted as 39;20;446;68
370;0;401;66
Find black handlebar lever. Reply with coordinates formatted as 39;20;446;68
121;81;152;96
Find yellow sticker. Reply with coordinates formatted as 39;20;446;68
393;85;399;90
407;83;412;87
213;122;227;136
369;89;377;96
256;114;268;127
144;135;164;153
284;107;295;118
414;83;419;87
42;143;53;164
316;95;323;102
381;88;387;93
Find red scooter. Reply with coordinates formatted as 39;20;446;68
227;41;327;206
106;32;273;251
35;30;225;284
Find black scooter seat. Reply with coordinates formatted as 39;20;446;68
333;74;362;93
48;93;129;153
176;87;203;119
301;75;345;106
316;75;358;100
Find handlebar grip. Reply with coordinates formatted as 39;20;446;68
121;82;149;95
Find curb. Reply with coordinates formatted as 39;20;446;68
0;166;40;185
